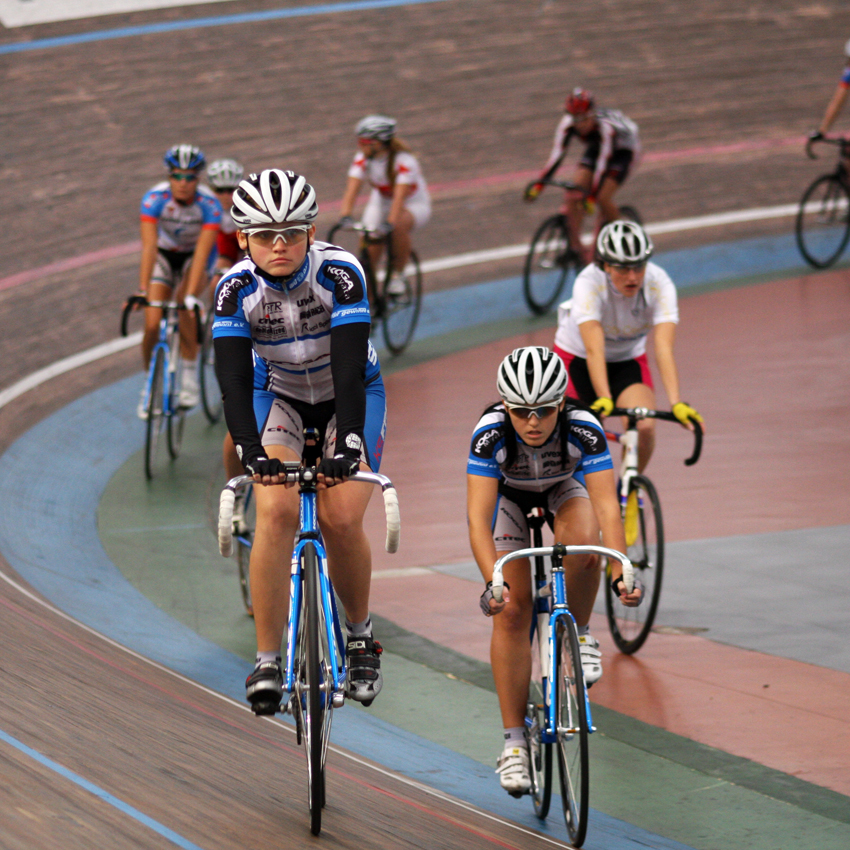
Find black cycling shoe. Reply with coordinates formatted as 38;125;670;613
245;660;283;716
345;635;383;707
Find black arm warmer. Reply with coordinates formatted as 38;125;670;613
330;322;370;455
214;335;265;466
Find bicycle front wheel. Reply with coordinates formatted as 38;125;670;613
606;475;664;654
523;215;575;315
144;349;166;480
554;616;589;847
796;174;850;268
199;310;223;423
381;251;422;355
302;543;330;835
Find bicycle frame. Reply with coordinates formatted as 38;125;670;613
144;300;182;416
492;542;633;737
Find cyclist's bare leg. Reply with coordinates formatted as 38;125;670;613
318;471;374;624
595;174;621;226
567;166;593;263
390;208;415;272
552;497;602;627
175;273;202;362
615;382;656;472
250;444;301;654
489;555;534;728
141;281;170;369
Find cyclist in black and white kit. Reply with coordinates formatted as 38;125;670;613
212;169;387;714
525;88;640;264
467;347;640;796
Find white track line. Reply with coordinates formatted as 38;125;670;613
0;199;804;411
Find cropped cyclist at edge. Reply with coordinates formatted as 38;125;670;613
136;144;222;418
467;346;641;796
553;220;704;477
206;158;251;493
810;38;850;170
212;168;387;713
207;158;246;287
336;115;431;297
524;88;641;264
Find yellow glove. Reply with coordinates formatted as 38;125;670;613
672;402;703;426
590;397;614;418
524;182;543;202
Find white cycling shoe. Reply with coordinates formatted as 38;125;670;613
579;633;603;686
496;745;531;797
179;369;200;408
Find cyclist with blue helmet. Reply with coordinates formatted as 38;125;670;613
135;144;222;417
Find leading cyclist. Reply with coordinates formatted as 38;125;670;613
553;220;704;478
212;169;387;714
467;346;640;796
136;144;222;417
524;88;640;264
810;38;850;170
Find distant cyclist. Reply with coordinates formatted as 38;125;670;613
467;346;639;796
206;158;245;285
336;114;430;297
212;168;387;714
810;38;850;169
553;220;703;477
524;88;640;264
136;144;222;417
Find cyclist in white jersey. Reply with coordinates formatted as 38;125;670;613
467;347;640;796
553;221;703;474
810;38;850;171
212;169;387;714
524;88;640;264
336;115;431;296
136;144;222;416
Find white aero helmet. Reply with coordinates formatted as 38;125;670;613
207;158;244;190
596;220;654;266
497;347;568;406
355;114;397;141
231;169;318;227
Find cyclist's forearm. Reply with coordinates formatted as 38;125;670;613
329;322;369;454
339;176;361;218
820;84;849;134
214;336;265;464
138;221;159;293
653;323;681;406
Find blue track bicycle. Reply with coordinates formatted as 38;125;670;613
217;439;400;836
491;523;633;847
121;295;201;479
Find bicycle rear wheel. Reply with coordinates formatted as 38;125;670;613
795;174;850;268
234;487;255;616
554;616;589;847
526;677;552;818
199;309;223;423
605;475;664;654
302;543;331;835
144;349;166;480
523;215;575;315
381;250;422;355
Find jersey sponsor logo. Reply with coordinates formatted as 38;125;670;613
572;424;605;454
216;273;252;316
473;428;501;458
263;300;283;314
323;263;364;304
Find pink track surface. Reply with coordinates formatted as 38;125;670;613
365;269;850;795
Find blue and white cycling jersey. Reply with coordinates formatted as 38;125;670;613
467;404;613;492
140;181;222;253
211;241;381;404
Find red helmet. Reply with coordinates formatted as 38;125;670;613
565;87;594;115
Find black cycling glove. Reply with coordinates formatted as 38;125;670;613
479;580;510;616
317;450;360;481
243;455;286;478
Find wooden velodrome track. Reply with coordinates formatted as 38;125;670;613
1;2;849;848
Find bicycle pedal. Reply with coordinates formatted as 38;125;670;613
250;699;281;716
